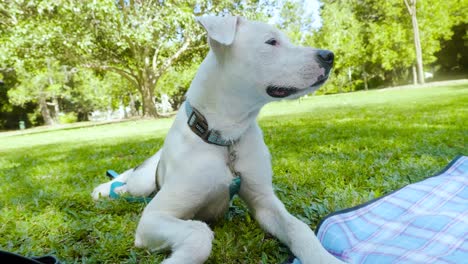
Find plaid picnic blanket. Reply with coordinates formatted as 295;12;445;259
316;156;468;264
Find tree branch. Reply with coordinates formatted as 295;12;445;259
152;42;164;73
404;0;413;15
83;64;139;89
0;6;17;26
156;36;192;77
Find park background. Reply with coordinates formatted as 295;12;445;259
0;0;466;129
0;1;467;263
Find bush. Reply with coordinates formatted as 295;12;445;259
59;112;78;124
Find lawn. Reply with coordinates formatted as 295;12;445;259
0;83;467;263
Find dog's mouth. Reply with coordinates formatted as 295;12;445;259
311;74;328;87
266;86;299;98
266;75;329;98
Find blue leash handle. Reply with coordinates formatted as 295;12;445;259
106;170;119;179
109;181;153;203
107;170;153;203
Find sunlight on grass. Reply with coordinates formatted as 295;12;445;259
1;84;467;263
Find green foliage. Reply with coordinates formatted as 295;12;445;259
58;112;77;124
314;0;466;92
8;60;68;106
26;110;43;126
0;83;466;263
1;0;467;127
0;0;274;120
435;23;468;78
0;69;39;130
68;70;133;116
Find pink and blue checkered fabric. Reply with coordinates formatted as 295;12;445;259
316;156;468;264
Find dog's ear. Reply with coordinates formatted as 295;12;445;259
196;15;238;46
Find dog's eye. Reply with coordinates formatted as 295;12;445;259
265;38;278;46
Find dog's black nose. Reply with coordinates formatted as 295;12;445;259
317;49;334;67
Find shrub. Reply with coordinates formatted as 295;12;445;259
59;112;78;124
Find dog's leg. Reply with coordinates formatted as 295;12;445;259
135;211;213;264
243;190;343;264
91;168;132;200
134;184;215;264
125;150;161;196
91;150;161;200
237;124;343;264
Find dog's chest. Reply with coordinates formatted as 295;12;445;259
194;146;241;222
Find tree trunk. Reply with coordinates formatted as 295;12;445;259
140;81;159;117
52;97;60;123
129;93;138;116
121;98;128;119
38;95;55;126
406;0;424;84
46;59;60;123
411;9;424;84
391;69;398;86
363;70;368;90
412;65;418;85
138;64;160;117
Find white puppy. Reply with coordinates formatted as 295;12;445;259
92;16;342;264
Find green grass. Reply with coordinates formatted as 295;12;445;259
1;83;467;263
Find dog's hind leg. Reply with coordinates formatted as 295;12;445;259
125;149;161;196
135;211;213;264
91;168;132;200
134;185;215;264
91;150;161;200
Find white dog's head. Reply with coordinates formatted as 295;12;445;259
196;15;334;101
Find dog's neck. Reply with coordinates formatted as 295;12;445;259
185;51;266;141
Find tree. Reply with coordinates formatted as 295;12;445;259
434;23;468;79
0;0;86;125
69;0;269;117
67;69;135;121
8;60;70;125
0;68;39;129
72;1;202;117
312;0;366;93
404;0;424;84
314;0;464;92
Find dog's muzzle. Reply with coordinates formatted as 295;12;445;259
266;49;334;98
266;74;330;98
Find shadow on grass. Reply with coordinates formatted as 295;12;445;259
0;137;166;263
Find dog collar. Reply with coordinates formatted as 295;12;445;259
185;101;233;146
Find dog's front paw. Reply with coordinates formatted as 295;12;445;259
91;182;111;200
